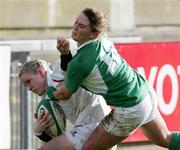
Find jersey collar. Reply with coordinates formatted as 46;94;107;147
77;39;98;51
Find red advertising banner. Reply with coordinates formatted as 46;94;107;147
114;42;180;142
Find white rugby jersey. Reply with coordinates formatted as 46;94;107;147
42;62;111;126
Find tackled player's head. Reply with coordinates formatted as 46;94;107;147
19;59;48;96
18;59;48;77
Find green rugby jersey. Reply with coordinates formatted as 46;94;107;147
65;37;149;107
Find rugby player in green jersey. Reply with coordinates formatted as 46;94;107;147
52;7;180;150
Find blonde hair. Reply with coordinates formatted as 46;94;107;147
18;59;48;78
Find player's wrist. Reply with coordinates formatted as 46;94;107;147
60;50;70;55
34;126;44;136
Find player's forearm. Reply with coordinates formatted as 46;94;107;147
60;51;73;71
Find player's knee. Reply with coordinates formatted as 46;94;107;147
153;133;171;148
82;141;92;150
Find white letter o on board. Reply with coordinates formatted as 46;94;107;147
156;64;178;115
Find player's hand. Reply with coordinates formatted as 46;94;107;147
53;85;72;100
56;36;70;55
33;112;54;136
47;87;64;100
47;86;72;100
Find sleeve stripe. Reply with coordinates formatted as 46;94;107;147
52;79;64;83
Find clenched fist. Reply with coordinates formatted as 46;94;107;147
56;36;70;55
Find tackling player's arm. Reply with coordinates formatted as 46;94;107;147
56;36;73;100
55;37;80;100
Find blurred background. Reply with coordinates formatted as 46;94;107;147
1;0;180;41
0;0;180;149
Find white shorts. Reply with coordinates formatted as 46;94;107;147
65;122;98;150
101;87;158;137
65;123;117;150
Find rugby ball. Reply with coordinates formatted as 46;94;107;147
36;99;66;138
